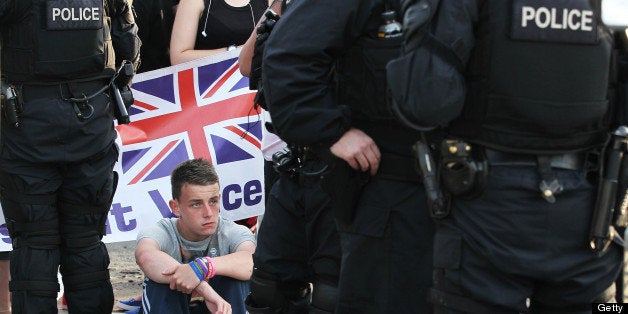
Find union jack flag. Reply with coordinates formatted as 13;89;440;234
118;55;262;184
105;52;265;242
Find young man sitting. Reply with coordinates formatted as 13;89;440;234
135;158;256;314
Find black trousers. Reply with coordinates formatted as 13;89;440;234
0;87;117;314
334;175;435;314
254;171;341;287
432;165;622;313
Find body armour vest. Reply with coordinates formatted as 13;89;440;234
335;8;403;124
449;0;614;154
1;0;116;84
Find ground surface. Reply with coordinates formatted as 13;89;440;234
57;240;143;313
58;240;628;313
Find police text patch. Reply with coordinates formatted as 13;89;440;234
47;0;103;30
511;0;598;44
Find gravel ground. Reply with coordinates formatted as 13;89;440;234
58;240;143;313
107;240;144;312
57;240;628;313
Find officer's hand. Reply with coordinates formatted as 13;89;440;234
330;128;381;175
162;264;202;294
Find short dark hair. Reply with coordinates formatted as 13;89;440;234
170;158;220;200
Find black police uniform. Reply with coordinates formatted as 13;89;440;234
423;0;625;313
249;161;341;313
244;1;341;313
0;1;140;313
262;0;435;313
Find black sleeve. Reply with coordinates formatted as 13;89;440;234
619;29;628;82
262;0;373;148
131;0;153;72
132;0;151;53
433;0;481;65
0;0;29;25
0;0;12;24
616;29;628;126
109;0;141;70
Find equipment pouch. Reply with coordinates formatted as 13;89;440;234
111;61;135;124
387;31;465;131
1;81;21;128
320;157;369;226
439;139;487;199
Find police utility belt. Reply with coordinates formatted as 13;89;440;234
272;145;421;185
16;80;109;122
1;62;135;126
438;139;586;203
415;138;594;220
484;149;584;171
271;145;328;186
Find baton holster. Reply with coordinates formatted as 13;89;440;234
589;126;628;253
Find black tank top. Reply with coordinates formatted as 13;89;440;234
195;0;266;50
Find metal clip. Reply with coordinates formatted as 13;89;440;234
71;94;94;120
538;179;563;204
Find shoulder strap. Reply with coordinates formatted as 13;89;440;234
400;0;462;71
401;0;441;51
423;32;464;73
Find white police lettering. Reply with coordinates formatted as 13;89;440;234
521;6;593;31
51;7;100;22
46;0;103;30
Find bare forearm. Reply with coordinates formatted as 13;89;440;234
212;251;253;281
238;0;284;76
136;250;181;284
170;48;231;65
239;32;257;76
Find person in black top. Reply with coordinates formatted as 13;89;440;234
170;0;268;65
133;0;179;73
0;0;140;313
262;0;435;313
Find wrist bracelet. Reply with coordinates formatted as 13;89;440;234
205;256;217;279
189;262;204;281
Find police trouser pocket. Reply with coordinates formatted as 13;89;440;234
433;228;462;274
431;229;464;310
320;158;369;226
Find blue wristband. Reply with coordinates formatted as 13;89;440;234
189;262;204;281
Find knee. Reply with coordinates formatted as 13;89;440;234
246;268;310;314
311;281;338;313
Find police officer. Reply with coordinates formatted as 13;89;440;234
0;0;140;313
239;1;342;312
262;0;435;313
404;0;626;313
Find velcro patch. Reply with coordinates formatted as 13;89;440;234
511;0;598;44
46;0;103;30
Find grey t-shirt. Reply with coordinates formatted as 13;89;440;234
137;216;256;263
